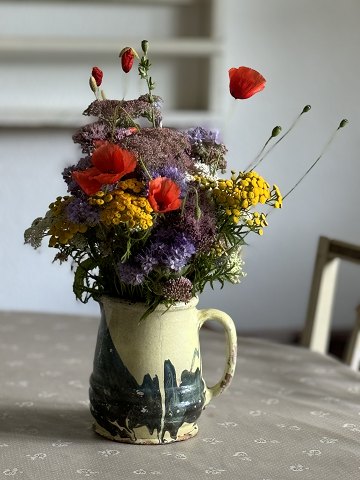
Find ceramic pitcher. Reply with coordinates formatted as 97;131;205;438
89;296;237;444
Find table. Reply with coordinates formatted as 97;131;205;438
0;311;359;479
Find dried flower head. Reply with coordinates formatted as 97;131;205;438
91;66;103;86
119;47;139;73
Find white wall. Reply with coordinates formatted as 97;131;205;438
214;0;360;332
1;0;359;334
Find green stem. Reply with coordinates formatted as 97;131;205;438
138;156;152;180
247;106;311;172
283;119;348;200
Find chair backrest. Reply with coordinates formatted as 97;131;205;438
301;236;360;370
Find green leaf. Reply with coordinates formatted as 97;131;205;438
73;257;98;303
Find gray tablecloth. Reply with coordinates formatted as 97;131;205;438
0;310;359;479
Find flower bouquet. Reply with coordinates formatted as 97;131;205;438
24;41;348;444
24;41;282;315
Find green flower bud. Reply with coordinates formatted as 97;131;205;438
302;105;311;113
272;126;282;137
141;40;149;55
339;119;349;129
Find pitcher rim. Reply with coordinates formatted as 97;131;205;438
99;295;199;312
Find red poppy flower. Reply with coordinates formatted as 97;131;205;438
229;67;266;100
91;66;103;87
148;177;182;213
72;144;137;195
119;47;138;73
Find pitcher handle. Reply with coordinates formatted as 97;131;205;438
198;308;237;406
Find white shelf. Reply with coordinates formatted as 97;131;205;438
0;108;221;129
0;0;226;130
10;0;196;4
0;37;223;57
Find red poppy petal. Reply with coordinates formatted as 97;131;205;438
112;148;137;175
229;66;266;100
93;172;122;185
72;168;102;195
148;177;181;213
92;143;137;178
91;66;103;87
121;49;135;73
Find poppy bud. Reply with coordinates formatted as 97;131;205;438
339;119;348;129
141;40;149;55
302;105;311;113
91;66;103;87
272;126;282;137
119;47;139;73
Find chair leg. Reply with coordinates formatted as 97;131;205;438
343;305;360;371
301;237;339;354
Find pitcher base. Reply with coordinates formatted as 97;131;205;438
93;421;199;445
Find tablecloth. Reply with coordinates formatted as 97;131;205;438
0;310;359;479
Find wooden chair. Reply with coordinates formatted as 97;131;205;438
301;236;360;370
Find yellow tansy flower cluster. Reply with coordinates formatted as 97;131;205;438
196;170;282;225
48;197;87;246
211;171;270;223
246;211;268;236
272;184;283;209
89;179;153;230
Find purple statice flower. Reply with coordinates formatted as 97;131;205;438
186;127;220;145
118;262;145;286
162;277;193;303
150;166;188;197
66;198;99;226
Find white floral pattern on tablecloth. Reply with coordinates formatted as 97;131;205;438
0;311;359;479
